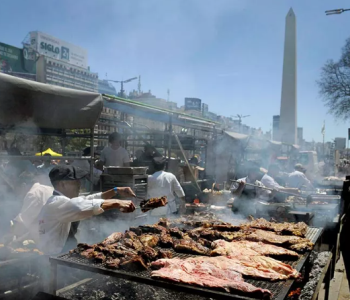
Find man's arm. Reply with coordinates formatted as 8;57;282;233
172;176;185;198
231;181;245;197
86;187;136;200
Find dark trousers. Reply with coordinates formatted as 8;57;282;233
340;219;350;290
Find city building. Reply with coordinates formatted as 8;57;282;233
272;115;280;141
98;80;118;96
297;127;303;145
335;137;346;150
279;8;297;145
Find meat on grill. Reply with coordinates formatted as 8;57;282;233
105;257;121;269
243;218;308;237
140;196;168;212
136;225;167;235
246;229;314;252
151;257;271;298
140;246;159;262
80;249;106;262
101;232;124;246
212;224;241;232
211;240;299;258
169;227;185;239
173;239;210;256
139;234;159;248
158;249;173;259
157;218;170;228
159;233;174;248
120;255;148;271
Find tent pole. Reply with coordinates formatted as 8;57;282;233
90;128;95;193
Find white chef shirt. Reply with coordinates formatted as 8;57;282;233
286;171;313;189
100;146;130;167
147;171;185;215
261;174;283;190
38;191;105;255
14;183;54;244
230;177;271;200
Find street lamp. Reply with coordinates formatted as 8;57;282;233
107;77;138;98
325;8;350;16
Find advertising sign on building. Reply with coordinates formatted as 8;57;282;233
0;42;36;79
202;103;209;117
185;98;201;111
29;31;88;68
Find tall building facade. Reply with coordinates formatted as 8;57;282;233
272;115;280;141
279;8;297;145
297;127;303;145
26;31;98;92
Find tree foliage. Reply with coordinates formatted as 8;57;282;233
318;38;350;120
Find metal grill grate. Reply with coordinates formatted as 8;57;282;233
51;227;323;300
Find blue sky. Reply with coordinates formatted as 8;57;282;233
2;0;350;143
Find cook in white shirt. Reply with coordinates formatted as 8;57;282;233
12;182;54;244
147;157;185;216
261;164;300;194
38;165;136;255
100;132;130;167
286;164;314;190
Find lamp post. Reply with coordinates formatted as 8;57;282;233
107;77;138;98
325;8;350;16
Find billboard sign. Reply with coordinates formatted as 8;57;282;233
202;103;209;117
29;31;88;68
0;42;36;78
185;98;201;111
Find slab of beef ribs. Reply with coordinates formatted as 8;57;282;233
136;224;167;235
158;249;173;259
120;255;148;271
80;249;106;262
243;218;308;237
245;229;314;252
151;257;271;299
173;239;210;256
212;224;241;232
159;233;174;248
139;234;159;248
140;196;168;212
211;240;299;258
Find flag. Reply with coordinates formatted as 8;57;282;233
321;121;325;135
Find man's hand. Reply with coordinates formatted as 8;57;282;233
116;187;136;197
237;181;245;192
115;200;136;213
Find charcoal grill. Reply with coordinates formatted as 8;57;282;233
49;228;323;300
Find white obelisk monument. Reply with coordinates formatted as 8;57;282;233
279;8;297;145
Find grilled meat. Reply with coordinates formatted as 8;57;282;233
105;257;121;269
216;231;247;241
173;239;210;256
129;227;142;236
80;249;106;262
123;238;144;252
158;249;173;259
243;218;308;237
124;231;138;239
137;225;167;234
120;255;148;271
157;218;170;228
211;240;299;258
151;257;271;298
199;229;217;241
246;229;314;252
140;246;159;262
140;196;168;212
212;224;241;232
169;227;185;239
197;238;213;248
139;234;159;248
102;232;124;246
159;234;173;248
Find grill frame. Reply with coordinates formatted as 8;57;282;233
50;227;323;300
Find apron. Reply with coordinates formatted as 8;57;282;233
232;188;257;217
52;191;80;254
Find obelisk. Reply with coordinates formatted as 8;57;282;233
279;8;297;145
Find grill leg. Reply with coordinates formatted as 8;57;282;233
324;258;332;300
49;262;58;295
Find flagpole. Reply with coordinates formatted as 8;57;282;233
322;120;325;161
